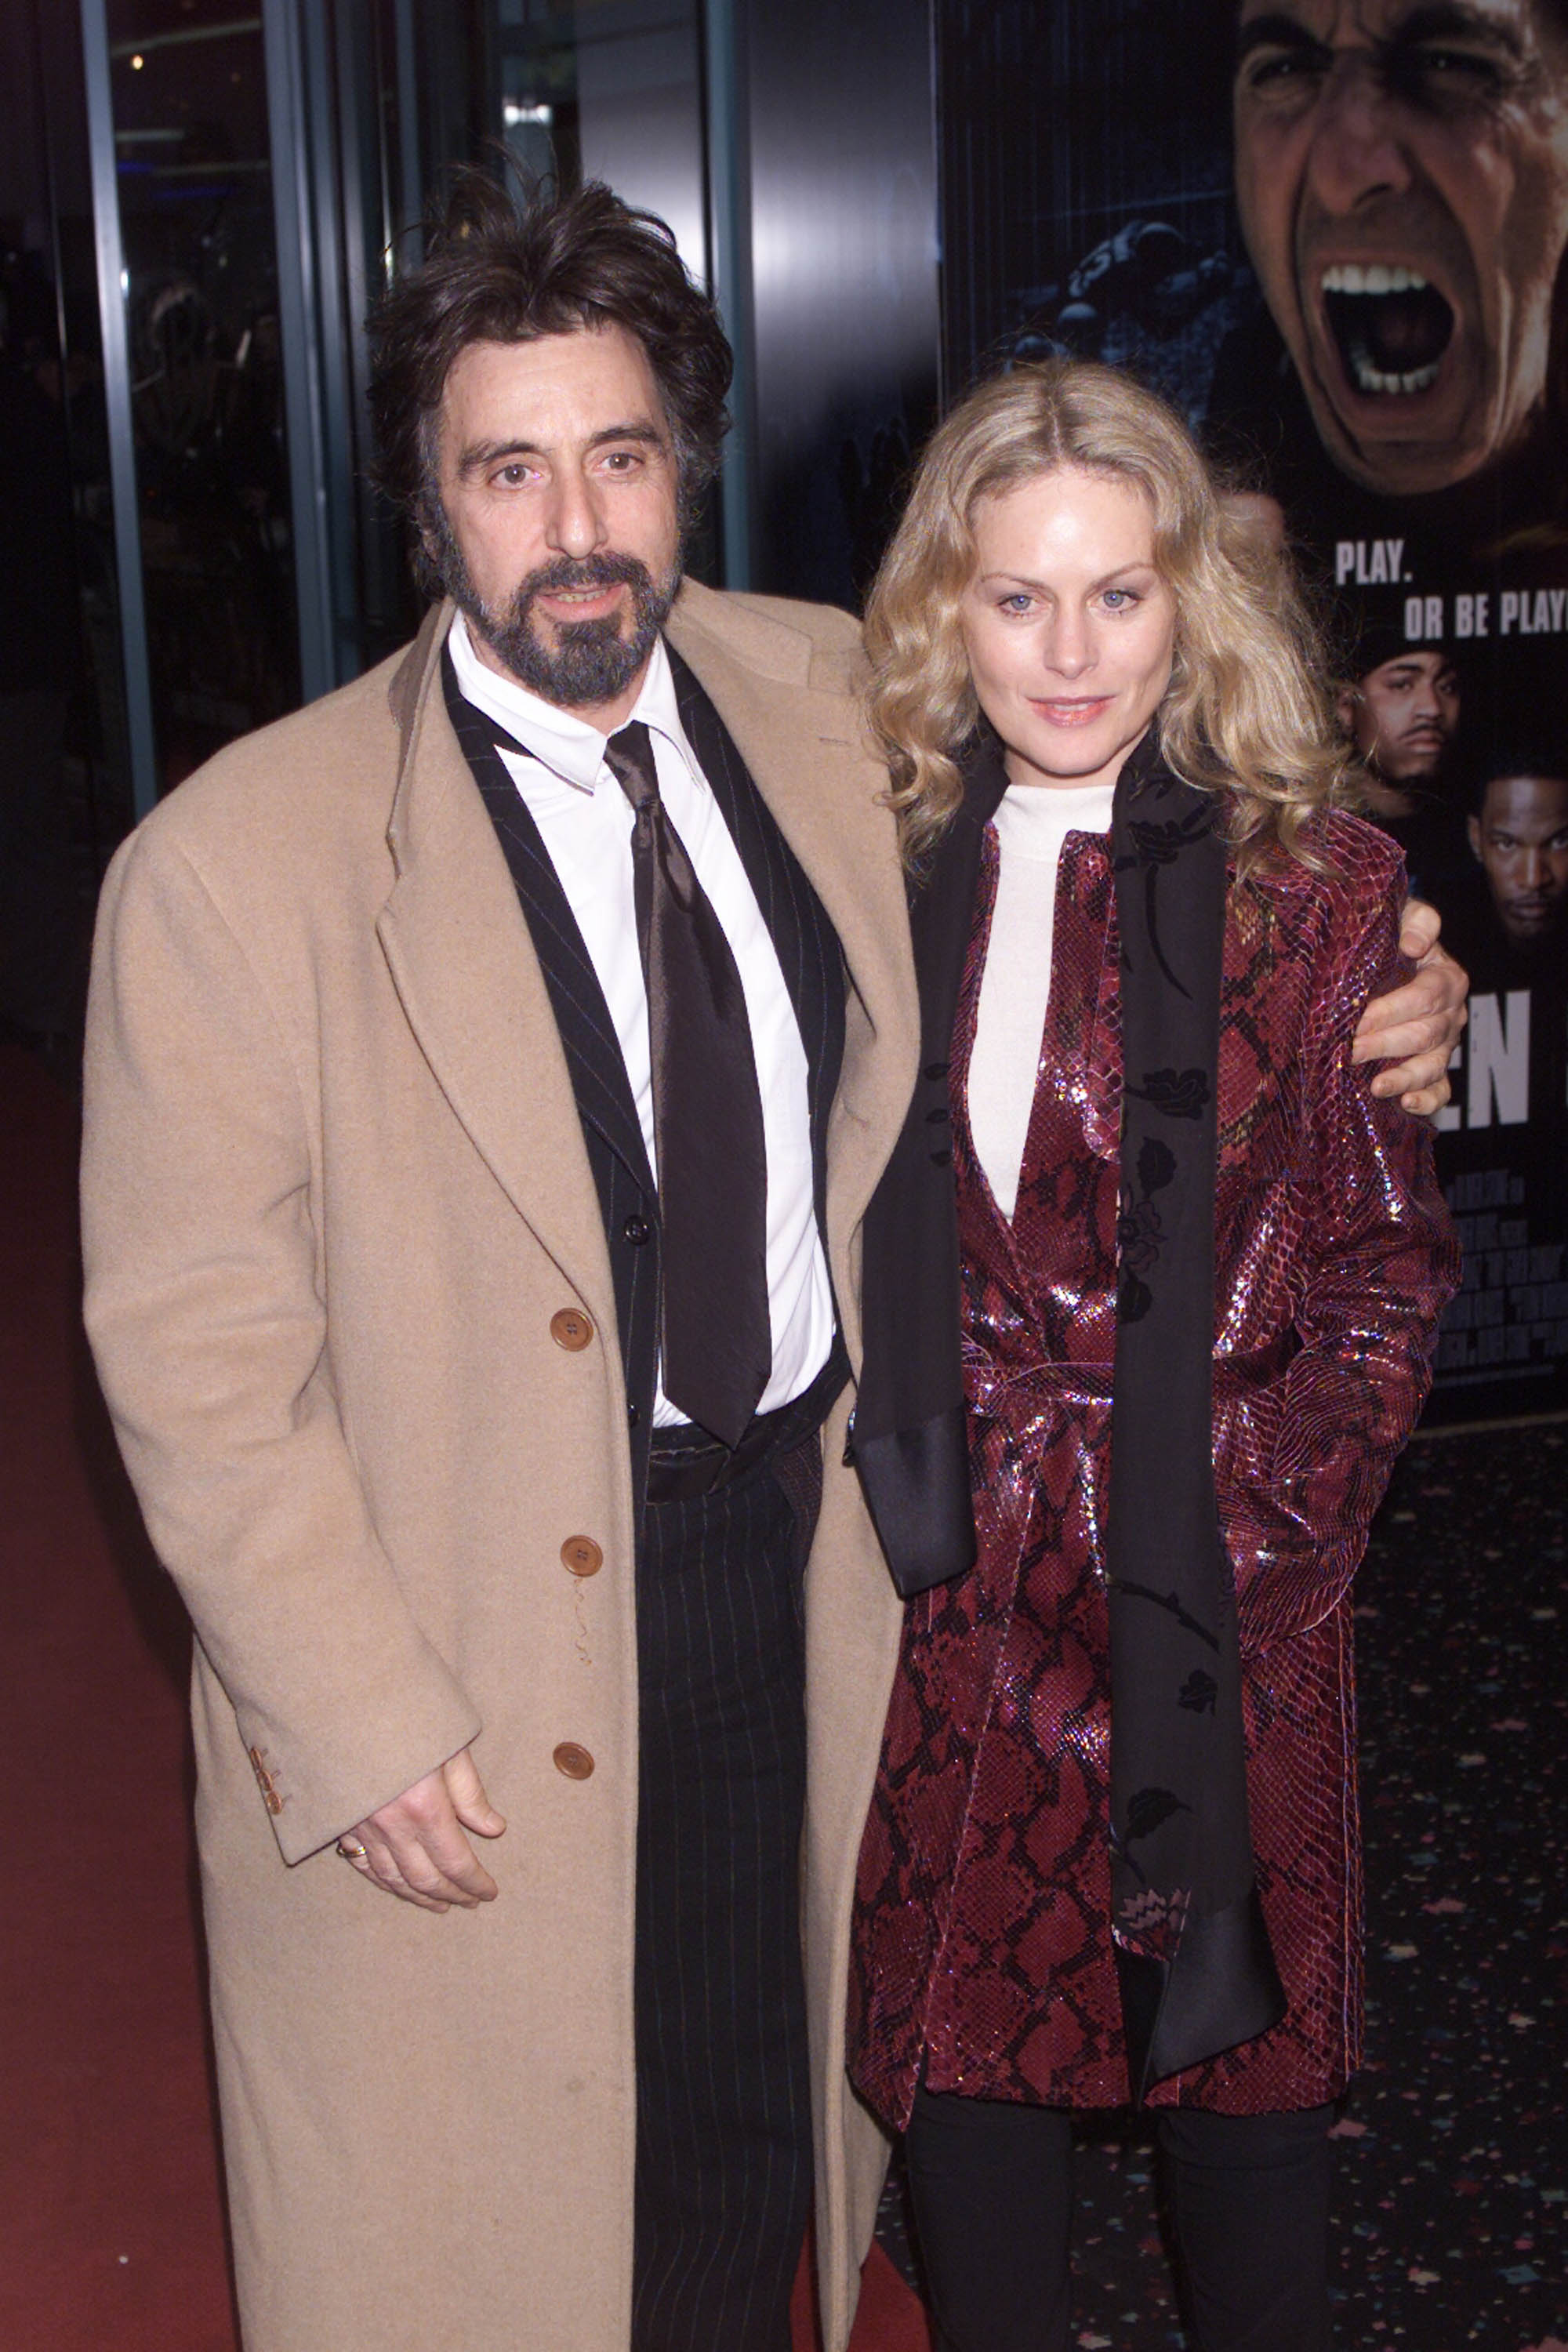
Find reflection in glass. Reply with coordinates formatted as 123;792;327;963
1;0;129;1052
107;0;299;790
496;0;707;285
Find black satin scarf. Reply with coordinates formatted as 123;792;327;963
1106;732;1284;2100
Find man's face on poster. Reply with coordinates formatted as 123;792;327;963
1343;647;1461;786
1468;770;1568;939
1233;0;1568;495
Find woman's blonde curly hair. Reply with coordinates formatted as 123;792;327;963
866;359;1356;869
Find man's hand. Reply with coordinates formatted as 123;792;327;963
1350;896;1469;1115
337;1748;506;1913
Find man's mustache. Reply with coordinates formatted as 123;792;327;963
510;553;654;619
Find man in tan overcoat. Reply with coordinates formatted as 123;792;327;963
81;174;1465;2352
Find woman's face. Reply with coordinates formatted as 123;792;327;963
959;466;1177;793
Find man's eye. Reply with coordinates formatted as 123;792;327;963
1415;43;1504;84
1399;43;1509;103
1240;48;1327;94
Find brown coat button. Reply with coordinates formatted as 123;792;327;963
248;1745;284;1816
553;1741;595;1780
550;1308;594;1351
561;1536;603;1577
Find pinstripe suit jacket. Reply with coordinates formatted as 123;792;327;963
82;577;918;2352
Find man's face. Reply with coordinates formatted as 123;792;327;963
1234;0;1568;495
1344;649;1461;794
426;322;683;724
1468;770;1568;938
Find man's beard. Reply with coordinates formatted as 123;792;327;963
428;504;680;710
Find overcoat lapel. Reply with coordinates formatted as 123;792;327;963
376;608;621;1349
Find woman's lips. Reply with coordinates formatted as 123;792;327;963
1028;695;1114;728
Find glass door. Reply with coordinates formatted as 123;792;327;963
99;1;301;796
497;0;707;283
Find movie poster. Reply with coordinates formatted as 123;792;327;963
937;0;1568;1422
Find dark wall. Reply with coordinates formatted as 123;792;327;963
744;0;939;610
938;0;1239;408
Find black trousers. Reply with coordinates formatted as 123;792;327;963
630;1428;822;2352
905;2088;1335;2352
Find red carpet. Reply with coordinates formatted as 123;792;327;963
0;1043;234;2351
0;1041;928;2352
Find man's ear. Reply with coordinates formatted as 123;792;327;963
411;488;449;601
1467;814;1483;865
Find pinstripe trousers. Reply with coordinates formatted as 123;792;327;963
631;1429;822;2352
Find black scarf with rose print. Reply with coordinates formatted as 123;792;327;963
1106;728;1286;2101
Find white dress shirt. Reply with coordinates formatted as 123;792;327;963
448;612;833;1426
969;775;1115;1222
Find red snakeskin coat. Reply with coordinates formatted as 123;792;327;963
848;810;1460;2124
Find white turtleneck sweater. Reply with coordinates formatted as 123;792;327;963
968;775;1116;1221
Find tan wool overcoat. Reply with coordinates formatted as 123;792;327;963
81;582;912;2352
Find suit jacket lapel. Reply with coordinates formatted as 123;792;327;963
442;654;654;1199
665;583;919;1360
667;645;844;1232
376;608;620;1346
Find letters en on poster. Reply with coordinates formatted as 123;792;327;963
938;0;1568;1422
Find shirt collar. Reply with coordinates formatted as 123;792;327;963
447;608;699;797
996;775;1116;844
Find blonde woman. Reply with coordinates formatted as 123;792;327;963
846;363;1461;2352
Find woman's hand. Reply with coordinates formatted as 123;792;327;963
1349;898;1468;1115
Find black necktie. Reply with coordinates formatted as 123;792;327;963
604;720;771;1446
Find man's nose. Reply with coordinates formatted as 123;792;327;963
1519;846;1548;889
544;467;608;558
1305;52;1414;216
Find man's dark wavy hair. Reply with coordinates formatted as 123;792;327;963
367;168;732;593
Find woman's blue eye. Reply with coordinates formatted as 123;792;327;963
1102;588;1138;611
